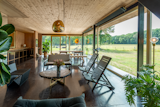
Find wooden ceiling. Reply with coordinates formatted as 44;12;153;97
3;0;137;34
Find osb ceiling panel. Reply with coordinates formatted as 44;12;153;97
5;0;137;34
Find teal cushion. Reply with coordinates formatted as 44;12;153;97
13;94;86;107
62;94;86;107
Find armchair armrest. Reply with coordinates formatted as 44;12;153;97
43;58;48;66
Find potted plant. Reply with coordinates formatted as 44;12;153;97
122;65;160;107
0;13;15;106
42;40;50;57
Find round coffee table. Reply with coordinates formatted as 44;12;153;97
39;67;71;88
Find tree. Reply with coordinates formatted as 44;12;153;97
100;26;115;45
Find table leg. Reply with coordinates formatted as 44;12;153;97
63;78;65;84
82;57;84;66
57;78;64;85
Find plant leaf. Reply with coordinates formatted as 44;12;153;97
0;54;6;60
0;24;15;35
0;13;2;26
1;62;10;75
0;36;12;53
0;29;8;42
0;62;11;86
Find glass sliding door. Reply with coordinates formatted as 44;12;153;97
52;36;60;54
70;36;82;51
42;36;51;54
61;36;66;51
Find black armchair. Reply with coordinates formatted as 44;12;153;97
8;63;31;86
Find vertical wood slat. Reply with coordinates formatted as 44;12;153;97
137;3;144;77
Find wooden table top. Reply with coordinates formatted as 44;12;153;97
39;67;71;79
70;55;87;58
59;50;83;53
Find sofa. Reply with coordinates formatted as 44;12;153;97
13;94;86;107
44;54;72;70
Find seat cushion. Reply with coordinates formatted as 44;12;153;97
62;94;86;107
78;67;86;72
11;69;31;75
45;62;54;65
13;94;86;107
64;61;71;65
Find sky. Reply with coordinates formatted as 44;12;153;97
109;13;160;36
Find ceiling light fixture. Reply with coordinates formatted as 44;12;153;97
52;0;65;32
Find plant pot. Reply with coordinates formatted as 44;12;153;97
44;52;48;57
0;85;7;107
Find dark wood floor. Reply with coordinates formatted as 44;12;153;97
1;57;139;107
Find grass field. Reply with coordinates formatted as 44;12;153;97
84;44;160;76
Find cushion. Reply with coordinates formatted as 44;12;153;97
48;54;70;62
45;62;54;65
79;67;86;72
13;94;86;107
64;61;71;65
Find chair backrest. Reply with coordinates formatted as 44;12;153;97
48;54;70;62
85;53;98;71
92;56;111;81
8;63;17;73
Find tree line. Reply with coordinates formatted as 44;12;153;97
85;28;160;45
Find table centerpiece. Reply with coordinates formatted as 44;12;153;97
53;59;65;73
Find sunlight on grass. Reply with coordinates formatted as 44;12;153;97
84;44;160;76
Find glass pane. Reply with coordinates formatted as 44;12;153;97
66;36;69;50
42;36;51;54
70;36;82;51
61;36;66;51
98;16;138;76
52;37;60;54
152;13;160;72
83;33;93;56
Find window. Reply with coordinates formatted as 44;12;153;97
83;32;93;56
97;16;139;76
70;36;82;51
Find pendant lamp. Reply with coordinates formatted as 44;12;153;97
52;0;65;32
52;20;64;32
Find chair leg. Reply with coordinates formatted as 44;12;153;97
92;83;98;92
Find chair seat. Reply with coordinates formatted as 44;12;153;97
45;62;54;65
45;61;71;66
83;74;95;82
79;67;87;72
11;69;31;75
64;61;71;65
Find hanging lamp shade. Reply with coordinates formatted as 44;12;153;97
75;38;79;44
52;20;64;32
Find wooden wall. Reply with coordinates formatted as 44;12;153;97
15;31;25;48
24;33;34;48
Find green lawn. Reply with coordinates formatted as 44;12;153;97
84;44;160;76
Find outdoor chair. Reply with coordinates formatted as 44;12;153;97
44;54;72;70
79;53;98;74
83;56;114;91
8;63;31;86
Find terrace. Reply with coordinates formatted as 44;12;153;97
0;0;160;107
